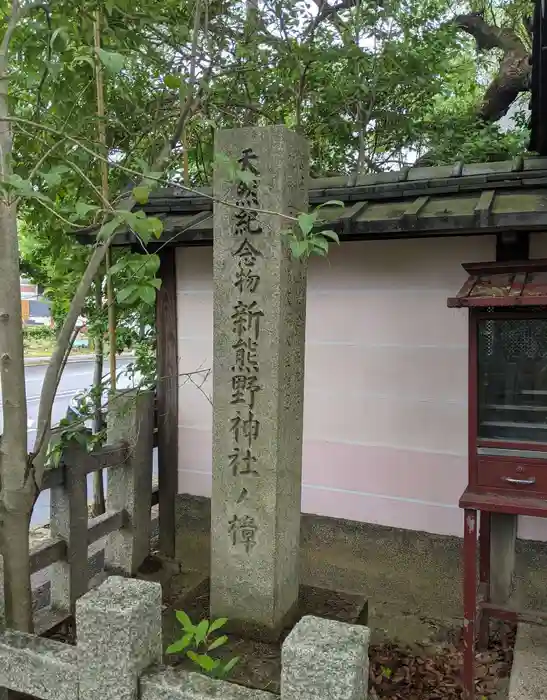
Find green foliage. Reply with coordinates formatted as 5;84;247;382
97;48;125;74
6;0;534;395
284;202;343;260
166;612;240;678
109;252;161;306
22;325;54;343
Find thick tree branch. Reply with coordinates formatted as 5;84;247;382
453;13;525;53
415;13;532;167
453;13;531;122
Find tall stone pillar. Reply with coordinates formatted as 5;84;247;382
210;126;308;637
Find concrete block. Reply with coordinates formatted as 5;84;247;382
106;390;155;574
76;576;162;700
0;629;78;700
281;615;370;700
491;513;517;604
140;666;275;700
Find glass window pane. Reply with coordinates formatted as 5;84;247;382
478;318;547;445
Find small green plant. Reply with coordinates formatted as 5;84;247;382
166;611;240;678
283;200;343;260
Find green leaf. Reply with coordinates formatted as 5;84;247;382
146;216;164;239
5;174;34;196
297;212;317;236
150;278;162;289
208;617;228;633
74;431;90;447
117;285;138;303
166;633;193;654
143;171;163;187
107;260;126;276
42;165;71;188
207;635;228;652
144;254;161;275
195;619;210;645
311;242;328;256
139;285;156;305
187;651;220;673
175;610;194;632
289;239;309;259
313;237;330;253
50;27;69;49
71;55;96;71
164;74;181;89
97;48;125;74
75;201;100;219
220;656;240;676
320;229;340;244
214;152;237;179
133;186;150;205
236;169;257;185
317;200;344;209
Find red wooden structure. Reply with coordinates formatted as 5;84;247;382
448;259;547;699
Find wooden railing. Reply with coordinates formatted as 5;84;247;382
28;390;155;633
30;442;129;576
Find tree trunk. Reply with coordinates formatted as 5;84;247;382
0;38;35;631
2;504;33;631
415;13;532;166
0;0;206;633
91;278;105;517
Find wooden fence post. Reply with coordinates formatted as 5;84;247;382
156;246;178;560
105;390;154;575
49;442;89;613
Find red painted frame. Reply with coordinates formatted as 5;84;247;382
462;306;547;700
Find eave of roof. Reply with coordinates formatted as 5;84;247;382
448;259;547;308
75;155;547;248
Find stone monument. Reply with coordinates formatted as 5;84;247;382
210;125;308;636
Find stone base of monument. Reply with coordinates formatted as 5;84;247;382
135;556;212;611
164;576;368;694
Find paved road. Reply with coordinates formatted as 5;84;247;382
0;358;149;526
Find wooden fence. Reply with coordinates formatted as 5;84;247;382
27;390;156;633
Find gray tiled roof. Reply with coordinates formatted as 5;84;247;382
76;156;547;247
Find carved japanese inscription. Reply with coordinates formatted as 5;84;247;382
211;125;308;630
228;148;264;552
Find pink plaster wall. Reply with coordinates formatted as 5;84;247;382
176;235;547;539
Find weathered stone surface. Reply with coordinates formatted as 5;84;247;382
281;615;370;700
210;126;308;634
105;390;155;574
0;629;77;700
50;442;89;612
76;576;162;700
490;513;517;604
141;666;275;700
509;622;547;700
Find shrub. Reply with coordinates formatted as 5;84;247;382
23;325;54;343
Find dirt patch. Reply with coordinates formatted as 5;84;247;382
369;622;515;700
163;574;515;698
164;576;368;694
